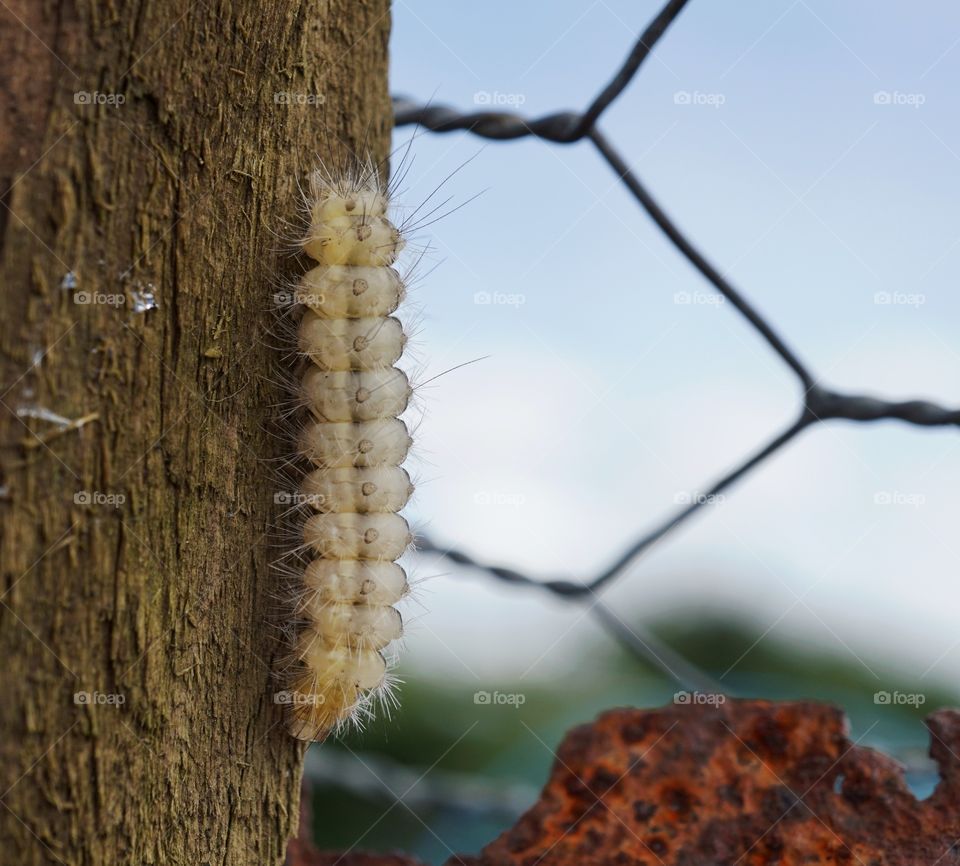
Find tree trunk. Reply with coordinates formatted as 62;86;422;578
0;1;391;863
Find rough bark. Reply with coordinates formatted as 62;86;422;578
0;1;392;863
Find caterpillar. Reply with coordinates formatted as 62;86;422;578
283;162;414;741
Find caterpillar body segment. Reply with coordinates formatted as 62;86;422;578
297;265;405;320
297;314;406;371
302;512;412;561
301;466;414;514
300;367;411;423
301;560;409;607
297;418;412;470
285;165;414;741
303;214;402;266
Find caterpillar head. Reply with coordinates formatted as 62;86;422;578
304;169;402;265
308;168;388;219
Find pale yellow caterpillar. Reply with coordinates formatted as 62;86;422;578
283;163;414;741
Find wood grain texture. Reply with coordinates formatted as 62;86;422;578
0;1;392;863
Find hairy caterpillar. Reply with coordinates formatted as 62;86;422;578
282;163;415;741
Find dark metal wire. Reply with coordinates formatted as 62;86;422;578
395;0;960;691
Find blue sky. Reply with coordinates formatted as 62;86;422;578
387;0;960;690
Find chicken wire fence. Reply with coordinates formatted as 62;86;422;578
388;0;960;695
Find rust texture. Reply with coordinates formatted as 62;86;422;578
470;700;960;865
303;700;960;866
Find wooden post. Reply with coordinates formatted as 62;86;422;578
0;1;391;862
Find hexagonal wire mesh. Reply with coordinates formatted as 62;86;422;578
391;0;960;693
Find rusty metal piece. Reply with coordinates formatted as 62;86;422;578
468;700;960;866
290;701;960;866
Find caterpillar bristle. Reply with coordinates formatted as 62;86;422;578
278;159;417;742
